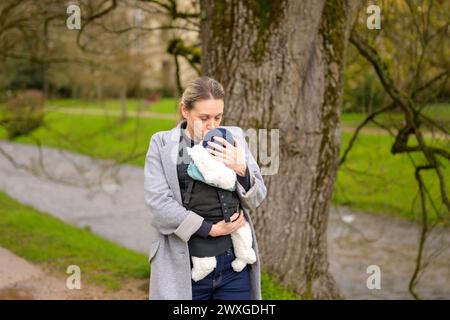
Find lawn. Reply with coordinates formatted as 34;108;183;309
46;98;179;114
0;111;175;167
0;191;299;299
341;103;450;129
0;191;149;290
335;133;449;223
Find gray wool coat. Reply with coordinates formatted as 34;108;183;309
144;119;267;300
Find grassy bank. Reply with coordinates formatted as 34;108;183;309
335;133;449;223
46;98;178;114
0;111;174;167
340;103;450;128
0;191;149;290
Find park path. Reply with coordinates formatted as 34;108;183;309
0;140;449;299
0;246;146;299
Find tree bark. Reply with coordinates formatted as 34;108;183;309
120;84;128;123
200;0;359;299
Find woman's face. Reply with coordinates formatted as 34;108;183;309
181;99;224;141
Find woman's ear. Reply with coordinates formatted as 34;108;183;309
180;103;187;119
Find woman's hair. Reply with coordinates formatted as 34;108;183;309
178;76;225;121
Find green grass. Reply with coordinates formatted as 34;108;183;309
0;111;176;167
261;271;300;299
0;191;149;290
38;98;450;129
341;103;450;128
0;190;299;298
46;98;179;114
335;132;450;223
32;98;450;124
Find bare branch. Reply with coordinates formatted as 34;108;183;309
339;103;396;165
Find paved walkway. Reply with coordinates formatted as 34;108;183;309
0;140;448;299
0;140;156;255
0;246;146;299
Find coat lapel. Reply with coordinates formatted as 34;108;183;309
160;120;185;204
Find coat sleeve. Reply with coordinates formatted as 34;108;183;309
144;133;204;242
234;128;267;210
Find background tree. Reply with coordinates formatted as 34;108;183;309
343;0;449;299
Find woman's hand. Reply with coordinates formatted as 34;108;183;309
209;211;246;237
207;136;247;176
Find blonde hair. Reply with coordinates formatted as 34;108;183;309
178;76;225;121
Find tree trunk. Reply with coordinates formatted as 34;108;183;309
120;84;128;123
200;0;358;299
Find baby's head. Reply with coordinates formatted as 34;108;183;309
202;127;234;150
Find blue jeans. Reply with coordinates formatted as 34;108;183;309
191;247;251;300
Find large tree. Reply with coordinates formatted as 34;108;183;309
200;0;360;298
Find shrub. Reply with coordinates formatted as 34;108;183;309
1;89;45;139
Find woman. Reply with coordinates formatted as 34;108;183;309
144;76;267;300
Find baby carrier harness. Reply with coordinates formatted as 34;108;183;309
178;123;241;257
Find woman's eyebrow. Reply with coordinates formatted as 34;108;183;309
199;113;223;117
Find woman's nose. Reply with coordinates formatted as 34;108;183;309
206;121;218;131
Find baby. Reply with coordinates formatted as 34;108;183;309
186;130;256;282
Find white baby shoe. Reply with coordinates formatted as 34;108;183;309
191;256;217;282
